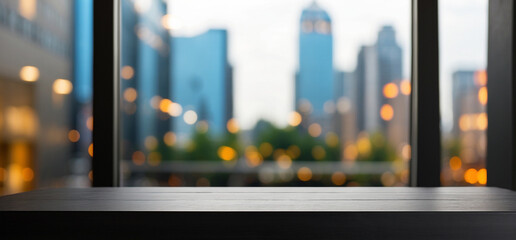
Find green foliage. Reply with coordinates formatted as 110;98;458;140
254;120;339;161
359;132;397;162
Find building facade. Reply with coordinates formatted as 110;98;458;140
296;2;334;134
171;29;233;141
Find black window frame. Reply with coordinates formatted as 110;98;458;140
92;0;516;190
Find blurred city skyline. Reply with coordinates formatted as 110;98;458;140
166;0;412;129
165;0;487;132
0;0;489;193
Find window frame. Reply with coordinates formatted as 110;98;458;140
91;0;516;190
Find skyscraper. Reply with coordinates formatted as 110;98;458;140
120;0;170;155
296;1;334;133
171;29;233;140
452;70;480;134
354;25;402;133
355;45;379;133
450;70;487;169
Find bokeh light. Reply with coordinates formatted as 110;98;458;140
344;143;358;161
123;88;138;102
121;65;134;80
22;168;34;182
478;87;487;105
53;79;73;95
88;143;93;157
311;146;326;160
144;136;158;150
380;104;394;121
383;83;399;99
86;116;94;131
163;132;176;146
308;123;322;137
19;66;39;82
183;110;198;125
287;145;301;159
325;132;339;147
159;99;172;113
464;168;478;184
68;129;80;143
297;167;312;182
476;113;488;130
132;151;146;166
218;146;237;161
449;156;462;171
276;154;292;169
475;70;487;86
168;102;183;117
381;172;396;186
400;80;411;95
477;168;487;185
226;118;239;133
331;172;346;186
161;14;183;30
288;111;302;127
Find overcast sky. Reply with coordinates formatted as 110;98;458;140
166;0;487;132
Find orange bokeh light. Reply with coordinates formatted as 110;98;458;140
478;87;487;106
68;130;80;143
218;146;237;161
297;167;312;182
226;118;240;134
288;111;302;127
159;99;172;113
132;151;146;166
400;80;411;95
121;66;134;80
331;172;346;186
380;104;394;121
449;156;462;171
88;143;93;157
475;70;487;86
383;83;399;99
308;123;322;137
477;168;487;185
464;168;478;184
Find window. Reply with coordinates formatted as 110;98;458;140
439;0;488;186
120;0;412;187
0;0;93;195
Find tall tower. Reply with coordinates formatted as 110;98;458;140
296;1;334;133
171;29;232;141
376;25;402;125
354;25;402;134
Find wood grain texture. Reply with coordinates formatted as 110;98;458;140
1;187;515;239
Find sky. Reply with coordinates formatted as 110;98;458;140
166;0;487;132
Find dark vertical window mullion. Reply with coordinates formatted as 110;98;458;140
487;0;516;190
410;0;441;187
92;0;120;187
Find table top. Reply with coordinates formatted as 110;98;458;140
1;187;516;212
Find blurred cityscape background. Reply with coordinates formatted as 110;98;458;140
0;0;487;194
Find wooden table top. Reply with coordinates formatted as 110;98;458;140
2;187;515;239
1;187;516;212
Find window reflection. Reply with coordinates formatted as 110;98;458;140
0;0;92;195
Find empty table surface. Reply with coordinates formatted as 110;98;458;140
1;187;516;239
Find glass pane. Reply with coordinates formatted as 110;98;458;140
120;0;411;187
0;0;93;195
439;0;488;186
